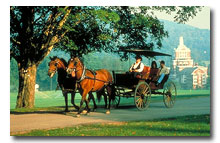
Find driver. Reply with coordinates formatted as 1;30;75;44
129;55;144;78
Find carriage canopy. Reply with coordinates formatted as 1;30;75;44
122;49;171;57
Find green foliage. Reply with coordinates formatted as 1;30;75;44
53;6;202;59
55;7;120;56
10;6;203;63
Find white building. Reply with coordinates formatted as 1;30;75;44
35;84;39;92
173;36;194;71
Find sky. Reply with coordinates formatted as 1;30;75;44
154;7;210;30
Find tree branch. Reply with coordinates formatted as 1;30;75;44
36;7;72;65
10;7;22;33
11;38;21;46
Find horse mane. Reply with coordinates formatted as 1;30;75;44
68;57;84;67
59;58;68;67
50;56;68;67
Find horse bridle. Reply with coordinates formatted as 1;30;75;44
49;60;60;74
67;59;86;82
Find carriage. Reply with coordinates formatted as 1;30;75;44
111;49;177;110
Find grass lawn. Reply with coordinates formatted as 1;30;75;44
14;114;210;136
10;89;210;112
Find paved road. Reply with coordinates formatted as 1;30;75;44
10;96;210;135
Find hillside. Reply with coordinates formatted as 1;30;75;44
161;20;210;62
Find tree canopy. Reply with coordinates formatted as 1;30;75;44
11;6;202;62
54;6;202;59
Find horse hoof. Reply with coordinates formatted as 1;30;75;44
82;110;87;114
64;110;69;112
75;106;80;110
76;114;80;118
106;111;110;115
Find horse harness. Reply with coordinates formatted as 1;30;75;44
75;65;111;91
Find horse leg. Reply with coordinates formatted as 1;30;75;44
71;92;79;110
85;96;91;114
78;90;89;115
81;92;92;112
106;86;112;114
104;91;108;109
89;92;97;111
63;91;69;112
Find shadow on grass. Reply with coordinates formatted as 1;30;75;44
10;106;78;115
10;105;113;115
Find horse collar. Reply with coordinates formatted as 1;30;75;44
76;65;86;83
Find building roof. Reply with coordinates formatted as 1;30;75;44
192;66;208;75
179;67;197;75
175;36;191;51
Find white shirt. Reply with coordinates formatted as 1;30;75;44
159;66;170;75
129;62;144;72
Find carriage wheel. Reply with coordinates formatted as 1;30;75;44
163;81;177;108
134;82;151;110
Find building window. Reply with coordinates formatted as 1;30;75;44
202;74;206;84
193;75;197;84
182;75;187;83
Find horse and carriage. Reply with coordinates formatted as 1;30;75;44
48;49;177;116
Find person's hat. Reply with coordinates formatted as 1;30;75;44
135;55;142;61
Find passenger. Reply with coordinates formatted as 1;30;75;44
129;56;144;78
148;61;160;81
156;60;169;85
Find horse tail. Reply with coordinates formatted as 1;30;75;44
109;83;116;101
106;71;116;101
96;90;103;103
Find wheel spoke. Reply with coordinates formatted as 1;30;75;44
142;98;147;105
137;99;142;107
136;91;141;96
143;87;149;95
136;97;141;104
163;82;177;108
135;82;151;110
139;100;143;108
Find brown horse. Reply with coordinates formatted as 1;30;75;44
48;56;98;112
67;57;115;115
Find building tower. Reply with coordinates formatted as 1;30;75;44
173;36;194;71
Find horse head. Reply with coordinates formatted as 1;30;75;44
67;57;83;77
48;56;67;78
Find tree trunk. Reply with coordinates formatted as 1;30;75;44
16;63;37;108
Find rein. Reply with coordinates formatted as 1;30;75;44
85;76;111;84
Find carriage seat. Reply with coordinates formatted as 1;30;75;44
140;66;151;79
160;74;169;86
150;74;169;90
149;68;160;81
